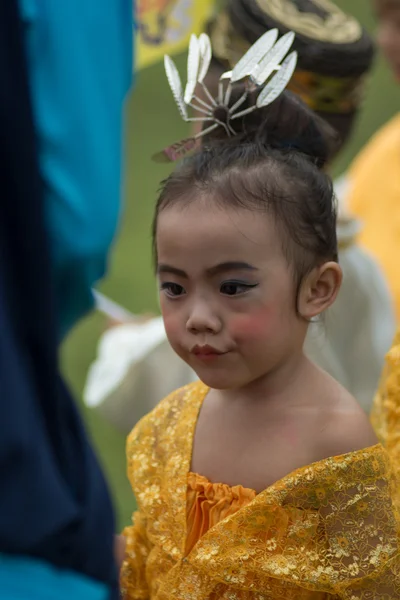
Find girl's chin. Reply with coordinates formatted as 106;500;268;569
193;368;249;391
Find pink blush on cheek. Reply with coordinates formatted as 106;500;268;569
228;307;276;341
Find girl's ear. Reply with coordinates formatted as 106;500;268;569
298;262;342;320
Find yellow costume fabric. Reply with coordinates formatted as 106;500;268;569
136;0;214;69
121;382;400;600
371;329;400;466
185;472;256;555
347;114;400;320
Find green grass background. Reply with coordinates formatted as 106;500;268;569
61;0;400;530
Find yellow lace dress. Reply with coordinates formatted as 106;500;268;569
121;379;400;600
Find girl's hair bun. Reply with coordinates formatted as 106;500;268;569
204;87;339;169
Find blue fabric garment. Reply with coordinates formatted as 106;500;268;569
0;1;133;597
19;0;133;338
0;555;108;600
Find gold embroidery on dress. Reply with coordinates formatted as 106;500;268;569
372;330;400;471
254;0;362;44
121;382;400;600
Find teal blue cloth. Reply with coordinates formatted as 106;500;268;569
19;0;133;338
0;555;109;600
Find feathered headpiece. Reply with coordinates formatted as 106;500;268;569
154;29;298;162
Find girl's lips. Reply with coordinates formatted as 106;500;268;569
191;345;227;360
193;344;222;354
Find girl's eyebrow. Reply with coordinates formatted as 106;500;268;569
206;262;258;276
157;261;258;279
157;264;188;278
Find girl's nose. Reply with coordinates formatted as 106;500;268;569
186;300;222;335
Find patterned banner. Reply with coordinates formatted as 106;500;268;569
136;0;215;69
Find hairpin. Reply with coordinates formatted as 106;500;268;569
153;29;298;162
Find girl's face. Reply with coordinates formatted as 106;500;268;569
375;0;400;81
156;200;309;391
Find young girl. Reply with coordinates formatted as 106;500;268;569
120;35;400;599
85;1;394;435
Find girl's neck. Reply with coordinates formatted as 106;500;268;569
215;351;314;409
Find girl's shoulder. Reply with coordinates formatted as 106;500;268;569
312;376;378;463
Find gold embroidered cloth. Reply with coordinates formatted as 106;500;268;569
121;381;400;599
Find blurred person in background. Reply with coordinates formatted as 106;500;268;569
0;1;131;599
346;0;400;320
85;0;395;435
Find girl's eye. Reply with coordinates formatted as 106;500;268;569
160;282;186;297
220;281;258;296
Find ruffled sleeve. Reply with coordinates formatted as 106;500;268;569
119;413;154;600
321;459;400;599
120;511;151;600
183;446;400;599
119;384;204;599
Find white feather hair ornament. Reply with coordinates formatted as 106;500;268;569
154;29;298;162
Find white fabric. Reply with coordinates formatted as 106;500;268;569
334;173;351;218
84;317;197;433
304;216;395;412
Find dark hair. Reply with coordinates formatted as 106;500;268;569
153;91;338;308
